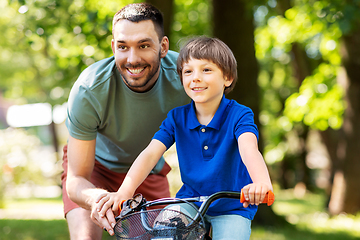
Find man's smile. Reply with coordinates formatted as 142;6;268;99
127;67;146;75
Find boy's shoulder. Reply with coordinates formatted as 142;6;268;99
169;102;192;114
227;99;254;114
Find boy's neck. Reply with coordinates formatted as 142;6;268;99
195;101;221;126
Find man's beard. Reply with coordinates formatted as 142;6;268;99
117;52;161;91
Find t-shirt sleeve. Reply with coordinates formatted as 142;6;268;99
152;110;176;149
234;107;259;141
65;83;100;141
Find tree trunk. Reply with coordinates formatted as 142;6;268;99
145;0;174;38
50;121;59;157
327;30;360;214
212;0;259;124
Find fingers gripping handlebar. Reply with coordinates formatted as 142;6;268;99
240;189;275;206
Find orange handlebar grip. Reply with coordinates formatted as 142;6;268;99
240;190;246;203
119;200;126;211
240;190;275;206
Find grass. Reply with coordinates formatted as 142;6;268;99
0;219;69;240
1;190;360;240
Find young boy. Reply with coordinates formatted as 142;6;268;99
96;36;273;239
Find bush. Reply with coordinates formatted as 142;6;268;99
0;128;59;208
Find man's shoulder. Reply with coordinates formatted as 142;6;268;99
76;56;116;89
161;50;179;69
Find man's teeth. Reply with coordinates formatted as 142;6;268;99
128;68;144;74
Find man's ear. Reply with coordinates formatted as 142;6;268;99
160;36;169;58
111;39;115;55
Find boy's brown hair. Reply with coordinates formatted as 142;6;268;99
177;36;238;94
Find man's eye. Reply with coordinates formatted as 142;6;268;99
118;45;127;50
140;45;149;49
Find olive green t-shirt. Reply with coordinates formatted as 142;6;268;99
66;51;189;173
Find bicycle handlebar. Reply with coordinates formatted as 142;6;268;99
118;190;274;221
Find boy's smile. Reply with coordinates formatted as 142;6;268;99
182;58;233;107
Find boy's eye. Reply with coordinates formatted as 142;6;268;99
203;68;212;72
183;69;192;74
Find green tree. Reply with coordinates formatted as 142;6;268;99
255;0;360;214
0;0;133;152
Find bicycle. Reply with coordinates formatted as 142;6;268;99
113;190;275;240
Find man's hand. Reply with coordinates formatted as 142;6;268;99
90;192;118;236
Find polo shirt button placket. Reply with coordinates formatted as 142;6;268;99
201;129;208;150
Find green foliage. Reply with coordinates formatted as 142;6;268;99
171;0;212;51
0;0;212;104
0;0;133;105
284;64;344;130
253;0;347;167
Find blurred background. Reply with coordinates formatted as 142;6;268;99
1;0;360;239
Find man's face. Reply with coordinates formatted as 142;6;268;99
111;20;169;92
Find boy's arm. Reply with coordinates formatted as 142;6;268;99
96;139;167;218
238;132;273;207
118;139;168;197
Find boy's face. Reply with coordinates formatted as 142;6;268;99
181;58;233;106
111;19;169;92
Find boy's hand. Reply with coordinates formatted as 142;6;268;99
90;191;126;235
241;183;273;208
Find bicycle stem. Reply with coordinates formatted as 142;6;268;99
192;191;240;222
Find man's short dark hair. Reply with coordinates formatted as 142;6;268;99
113;3;164;41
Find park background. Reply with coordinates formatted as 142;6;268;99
1;0;360;239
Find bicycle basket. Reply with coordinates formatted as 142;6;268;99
114;208;206;240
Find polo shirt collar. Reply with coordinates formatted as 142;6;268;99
187;95;231;130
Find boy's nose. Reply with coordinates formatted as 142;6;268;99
192;71;201;82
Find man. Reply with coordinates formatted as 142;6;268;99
61;3;189;239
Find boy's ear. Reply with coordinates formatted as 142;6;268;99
224;77;234;87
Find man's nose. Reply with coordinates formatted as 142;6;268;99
127;48;141;65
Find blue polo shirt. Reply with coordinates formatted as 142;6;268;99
153;96;259;220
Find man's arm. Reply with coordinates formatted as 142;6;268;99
66;135;104;209
66;136;116;234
